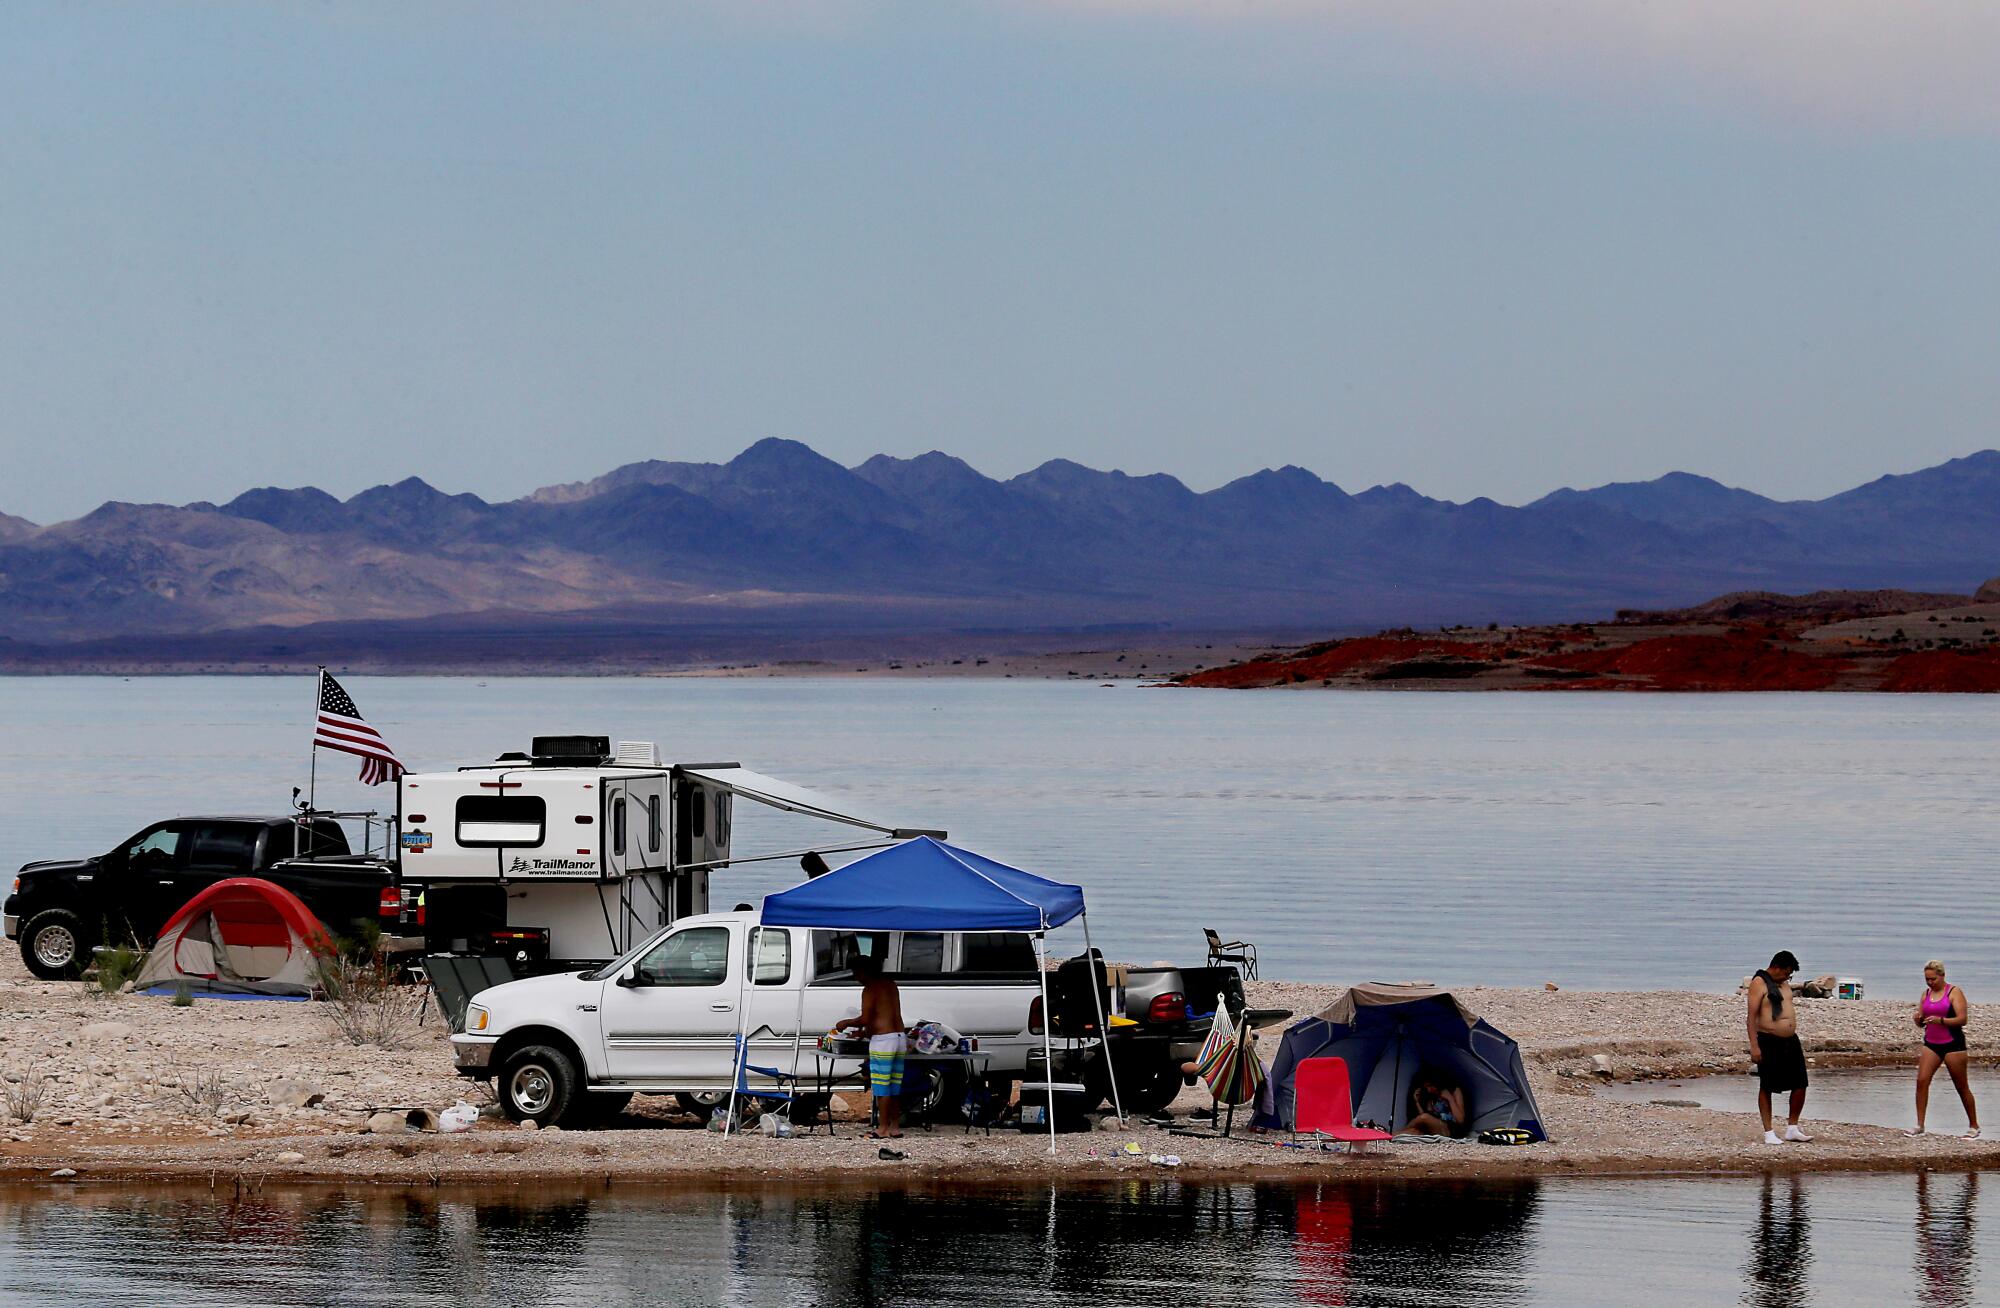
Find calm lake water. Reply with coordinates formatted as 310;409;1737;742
1598;1066;1982;1134
2;677;1995;993
0;1173;1987;1307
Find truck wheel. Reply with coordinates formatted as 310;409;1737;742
499;1044;580;1127
902;1063;966;1124
674;1091;723;1122
1116;1060;1188;1116
20;909;91;980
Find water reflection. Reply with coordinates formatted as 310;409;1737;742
0;1173;1985;1307
1742;1176;1811;1308
1914;1171;1979;1308
1292;1181;1538;1306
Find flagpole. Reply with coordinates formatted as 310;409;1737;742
308;665;324;817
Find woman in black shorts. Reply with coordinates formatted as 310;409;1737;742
1909;959;1979;1140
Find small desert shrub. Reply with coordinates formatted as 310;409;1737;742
4;1069;49;1123
93;945;144;995
314;935;420;1050
167;1064;230;1115
172;982;193;1007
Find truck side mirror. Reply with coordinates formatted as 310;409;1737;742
615;968;644;988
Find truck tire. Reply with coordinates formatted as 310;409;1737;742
902;1063;966;1125
1115;1060;1188;1115
571;1090;633;1127
1083;1054;1182;1116
20;909;91;981
499;1044;580;1127
674;1091;723;1122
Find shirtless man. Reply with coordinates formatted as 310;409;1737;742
1748;950;1812;1146
834;953;906;1138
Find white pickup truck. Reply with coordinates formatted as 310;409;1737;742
453;909;1073;1126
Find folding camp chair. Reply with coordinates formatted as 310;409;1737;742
1295;1057;1392;1154
726;1034;798;1132
1204;928;1258;980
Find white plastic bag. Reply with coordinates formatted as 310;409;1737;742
438;1100;479;1133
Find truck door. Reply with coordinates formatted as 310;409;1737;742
118;821;195;939
598;922;741;1085
738;927;807;1087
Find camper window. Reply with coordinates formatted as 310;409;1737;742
633;926;729;987
900;932;945;975
611;797;626;857
646;795;661;853
692;789;707;840
454;795;547;848
747;927;791;985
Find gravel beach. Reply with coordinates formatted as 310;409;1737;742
1;955;1990;1188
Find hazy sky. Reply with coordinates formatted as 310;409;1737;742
3;1;1997;522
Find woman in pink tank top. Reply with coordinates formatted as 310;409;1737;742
1909;960;1978;1139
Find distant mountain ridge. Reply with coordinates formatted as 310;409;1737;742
4;441;1999;653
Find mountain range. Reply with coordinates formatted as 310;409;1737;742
4;440;2000;664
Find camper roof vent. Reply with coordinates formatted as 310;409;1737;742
530;735;611;766
614;740;661;767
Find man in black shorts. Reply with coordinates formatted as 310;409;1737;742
1748;950;1811;1145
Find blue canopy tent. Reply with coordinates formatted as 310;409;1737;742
736;837;1117;1150
1251;983;1546;1139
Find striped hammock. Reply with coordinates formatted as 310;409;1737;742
1193;998;1267;1105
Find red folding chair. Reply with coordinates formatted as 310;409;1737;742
1295;1057;1393;1154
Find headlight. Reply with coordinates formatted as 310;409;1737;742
466;1004;490;1032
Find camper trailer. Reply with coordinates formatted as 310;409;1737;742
395;735;940;970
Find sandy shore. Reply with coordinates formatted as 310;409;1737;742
2;955;1991;1189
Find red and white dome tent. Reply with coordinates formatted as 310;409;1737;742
132;878;334;999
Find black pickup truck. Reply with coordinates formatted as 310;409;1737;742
4;816;397;979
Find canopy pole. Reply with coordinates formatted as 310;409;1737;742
724;924;754;1136
1036;930;1056;1155
787;923;808;1127
1081;912;1124;1126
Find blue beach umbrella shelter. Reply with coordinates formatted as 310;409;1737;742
1252;983;1546;1140
741;837;1115;1150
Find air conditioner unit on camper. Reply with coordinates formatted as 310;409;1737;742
615;740;661;767
531;735;610;765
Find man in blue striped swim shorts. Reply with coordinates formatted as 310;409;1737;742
835;952;906;1138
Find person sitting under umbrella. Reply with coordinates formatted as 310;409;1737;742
1401;1071;1469;1138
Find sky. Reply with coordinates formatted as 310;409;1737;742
2;1;1997;523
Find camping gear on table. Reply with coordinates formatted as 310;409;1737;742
131;877;333;999
1252;983;1547;1141
910;1020;967;1054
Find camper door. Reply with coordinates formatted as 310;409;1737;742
604;776;668;880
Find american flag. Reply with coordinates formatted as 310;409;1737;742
314;671;404;786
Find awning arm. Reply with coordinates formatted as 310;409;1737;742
675;840;898;873
674;765;946;841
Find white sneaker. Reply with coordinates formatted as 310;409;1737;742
1763;1130;1783;1146
1784;1124;1813;1142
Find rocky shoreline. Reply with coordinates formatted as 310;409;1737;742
2;957;1991;1189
